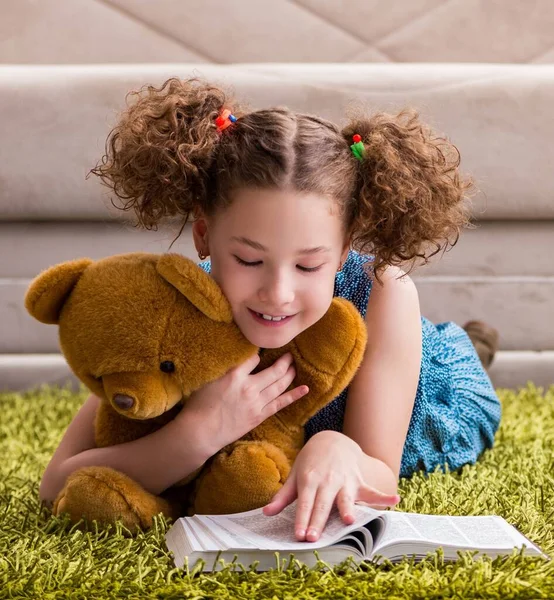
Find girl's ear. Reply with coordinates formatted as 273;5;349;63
24;258;93;324
156;254;233;323
191;211;209;254
340;242;350;266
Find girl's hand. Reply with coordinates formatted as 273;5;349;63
262;430;401;542
183;352;309;455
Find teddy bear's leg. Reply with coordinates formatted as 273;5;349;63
274;298;367;428
192;441;291;515
52;466;182;535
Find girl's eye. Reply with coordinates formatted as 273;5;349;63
233;256;322;273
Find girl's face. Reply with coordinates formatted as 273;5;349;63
192;187;350;348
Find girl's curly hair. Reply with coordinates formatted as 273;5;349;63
90;76;473;282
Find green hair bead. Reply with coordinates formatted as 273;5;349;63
350;134;365;161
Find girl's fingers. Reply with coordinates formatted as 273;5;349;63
360;485;401;507
336;487;356;525
241;352;261;373
293;485;319;541
263;476;297;516
304;486;339;542
259;363;296;406
265;384;309;417
252;353;293;393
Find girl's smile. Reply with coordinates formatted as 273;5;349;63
248;308;296;327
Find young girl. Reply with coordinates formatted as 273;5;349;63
40;77;501;544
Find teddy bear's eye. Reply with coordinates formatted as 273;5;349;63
160;361;175;374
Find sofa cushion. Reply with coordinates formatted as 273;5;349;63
1;64;554;221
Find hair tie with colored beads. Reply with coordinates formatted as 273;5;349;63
215;108;237;133
350;134;365;161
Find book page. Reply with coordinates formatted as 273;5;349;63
194;515;258;551
375;511;537;555
185;517;235;552
180;518;207;551
203;501;384;551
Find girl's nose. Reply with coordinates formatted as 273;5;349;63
259;273;295;307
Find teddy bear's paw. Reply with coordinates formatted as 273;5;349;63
293;298;367;377
192;441;291;515
268;299;368;428
52;466;176;534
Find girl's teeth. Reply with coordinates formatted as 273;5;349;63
257;313;287;321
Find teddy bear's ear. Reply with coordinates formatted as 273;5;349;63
24;258;93;324
156;253;233;323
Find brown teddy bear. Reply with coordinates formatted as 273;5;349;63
25;252;367;533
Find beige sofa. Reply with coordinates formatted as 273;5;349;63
1;63;553;392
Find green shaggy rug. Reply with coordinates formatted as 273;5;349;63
1;382;553;599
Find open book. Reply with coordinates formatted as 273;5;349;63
165;501;549;572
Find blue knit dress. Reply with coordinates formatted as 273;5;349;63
198;250;501;480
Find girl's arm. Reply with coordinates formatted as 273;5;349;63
343;265;422;484
39;394;215;507
263;265;420;539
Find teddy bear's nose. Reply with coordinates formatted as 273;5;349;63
160;361;175;373
113;394;135;410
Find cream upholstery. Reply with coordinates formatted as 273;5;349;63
2;0;554;64
1;63;553;391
